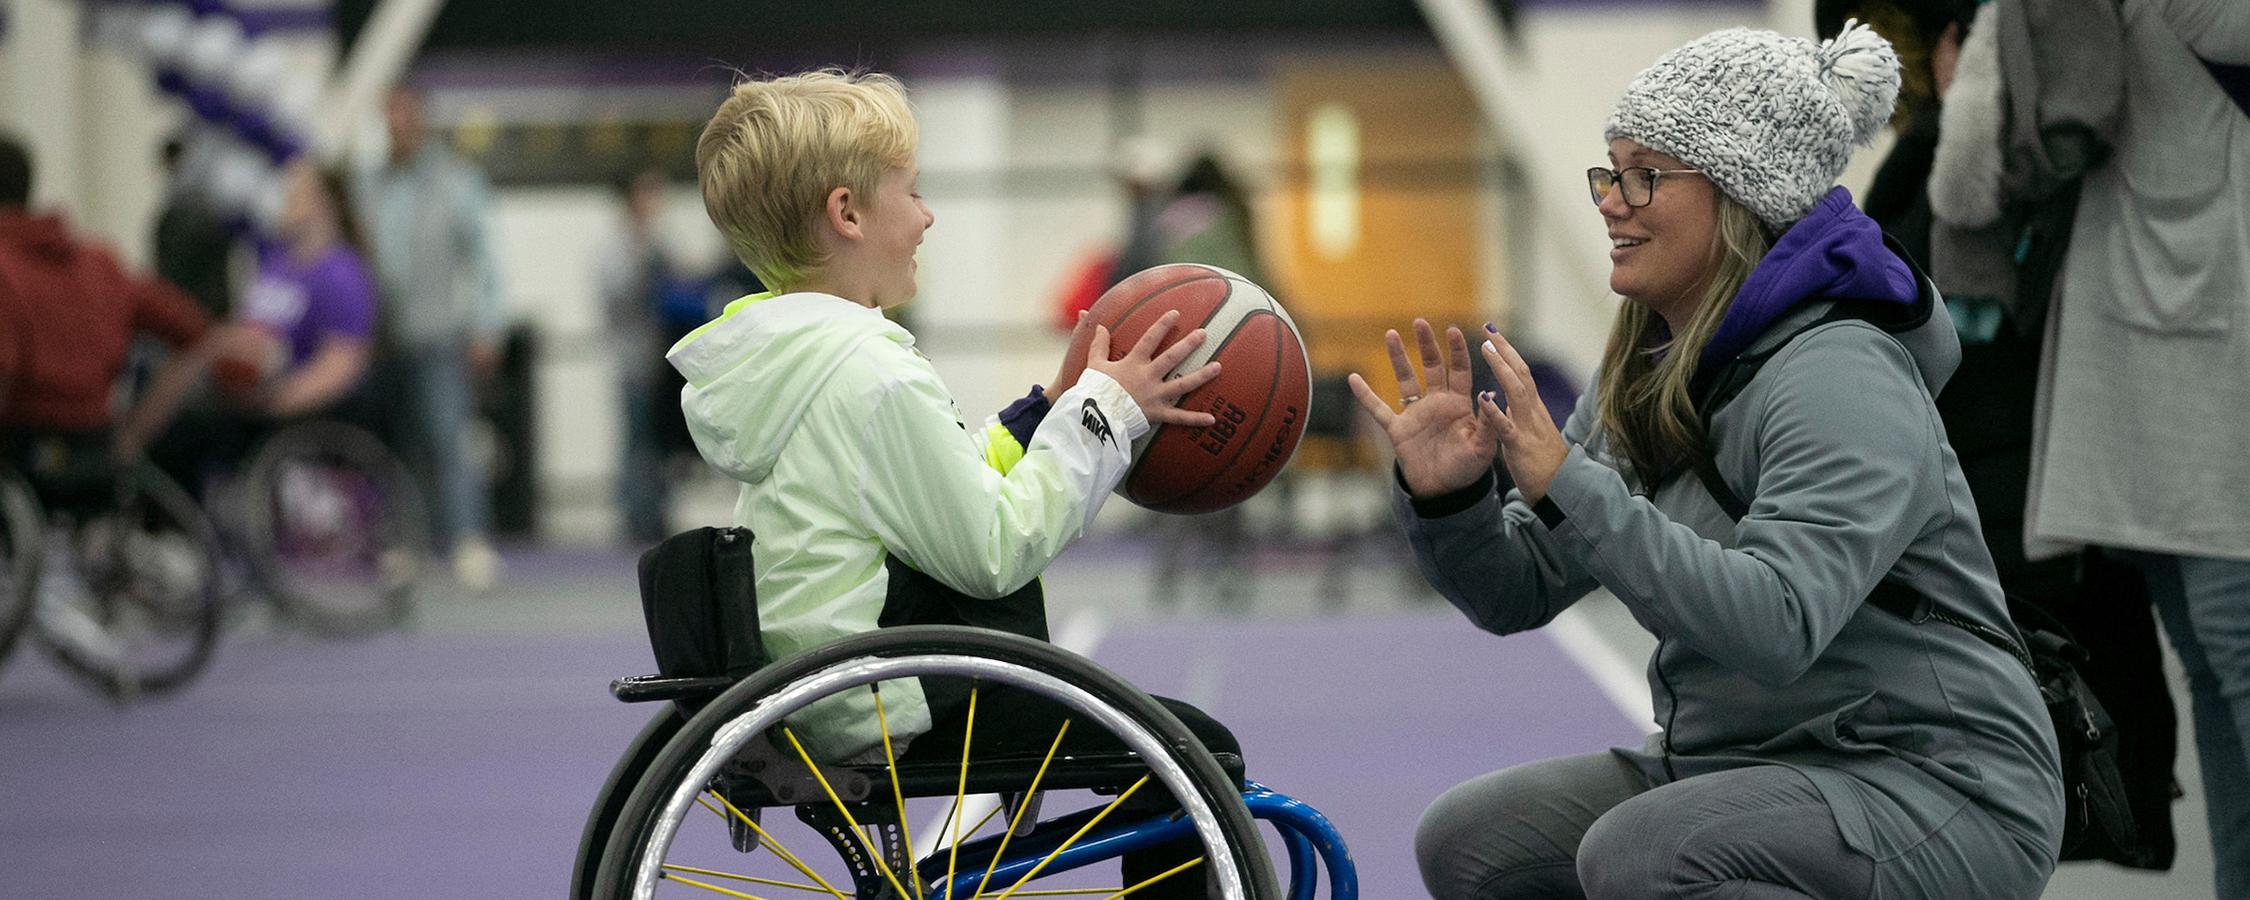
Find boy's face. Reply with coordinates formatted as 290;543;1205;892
861;165;933;308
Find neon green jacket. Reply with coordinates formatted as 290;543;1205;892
667;291;1148;759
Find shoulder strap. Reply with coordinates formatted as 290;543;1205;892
1681;301;2036;673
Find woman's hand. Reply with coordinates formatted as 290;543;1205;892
1086;309;1222;428
1480;327;1569;504
1348;320;1500;498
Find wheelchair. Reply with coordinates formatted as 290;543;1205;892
0;432;224;699
577;624;1358;900
230;417;429;638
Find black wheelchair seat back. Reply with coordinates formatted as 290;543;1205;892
634;526;766;699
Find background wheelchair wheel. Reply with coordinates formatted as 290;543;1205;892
241;420;429;639
592;625;1281;900
0;468;42;674
35;464;224;700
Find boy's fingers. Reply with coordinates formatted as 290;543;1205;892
1130;310;1181;360
1088;325;1112;363
1150;328;1209;372
1346;372;1397;429
1150;406;1218;428
1162;360;1222;396
1385;330;1422;400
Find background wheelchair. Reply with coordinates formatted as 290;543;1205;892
0;434;224;700
227;417;429;638
575;533;1357;900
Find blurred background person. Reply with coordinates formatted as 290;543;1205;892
597;167;700;546
1825;0;2181;871
151;160;378;494
364;84;505;594
152;132;237;320
1146;149;1271;611
2023;1;2250;895
0;132;214;472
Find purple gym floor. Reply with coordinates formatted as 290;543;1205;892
0;553;1641;898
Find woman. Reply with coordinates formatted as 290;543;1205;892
1350;24;2063;899
154;161;379;491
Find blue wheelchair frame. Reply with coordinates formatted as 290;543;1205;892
930;781;1358;900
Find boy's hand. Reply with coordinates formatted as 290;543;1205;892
1086;309;1222;428
1045;311;1094;401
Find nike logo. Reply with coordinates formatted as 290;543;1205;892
1079;398;1115;446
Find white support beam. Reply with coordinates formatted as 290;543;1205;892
316;0;447;159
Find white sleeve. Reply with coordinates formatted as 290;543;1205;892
854;368;1148;598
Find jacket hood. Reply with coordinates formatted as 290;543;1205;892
1703;187;1918;367
665;292;908;484
0;212;81;262
1711;187;1959;393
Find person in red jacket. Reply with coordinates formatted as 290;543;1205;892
0;133;220;469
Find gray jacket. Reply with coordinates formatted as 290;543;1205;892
1399;282;2064;867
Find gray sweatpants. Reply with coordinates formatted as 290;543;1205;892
1415;751;2048;900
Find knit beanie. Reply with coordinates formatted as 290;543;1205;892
1604;21;1901;230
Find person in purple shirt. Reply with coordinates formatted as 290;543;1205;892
152;162;379;493
221;161;378;418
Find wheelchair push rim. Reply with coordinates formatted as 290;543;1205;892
594;625;1281;900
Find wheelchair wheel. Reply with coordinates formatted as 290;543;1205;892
35;464;224;699
240;420;429;638
593;625;1281;900
0;468;41;673
576;707;690;900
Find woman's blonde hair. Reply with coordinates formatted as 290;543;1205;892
1592;193;1773;485
695;69;918;291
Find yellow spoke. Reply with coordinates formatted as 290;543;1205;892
661;864;827;894
962;801;1005;840
699;792;850;900
972;720;1073;898
782;726;916;900
659;870;770;899
696;795;834;896
989;776;1152;900
1098;856;1205;899
873;684;926;900
941;686;980;898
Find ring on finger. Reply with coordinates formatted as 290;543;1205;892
1401;395;1422;406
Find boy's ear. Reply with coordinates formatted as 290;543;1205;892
824;186;863;241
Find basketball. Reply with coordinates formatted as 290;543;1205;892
1067;263;1312;515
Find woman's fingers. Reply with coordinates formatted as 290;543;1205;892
1445;326;1475;396
1414;319;1445;392
1384;329;1423;400
1482;338;1538;417
1346;372;1397;429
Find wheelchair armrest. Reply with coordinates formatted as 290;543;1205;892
610;674;735;704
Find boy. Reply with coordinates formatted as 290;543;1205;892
676;69;1230;895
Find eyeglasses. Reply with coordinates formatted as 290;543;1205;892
1587;166;1704;208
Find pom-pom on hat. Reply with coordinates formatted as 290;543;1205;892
1603;21;1901;229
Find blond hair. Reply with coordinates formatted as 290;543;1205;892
1592;193;1773;484
695;70;918;291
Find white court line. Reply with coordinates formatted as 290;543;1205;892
1546;604;1659;735
910;609;1111;860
